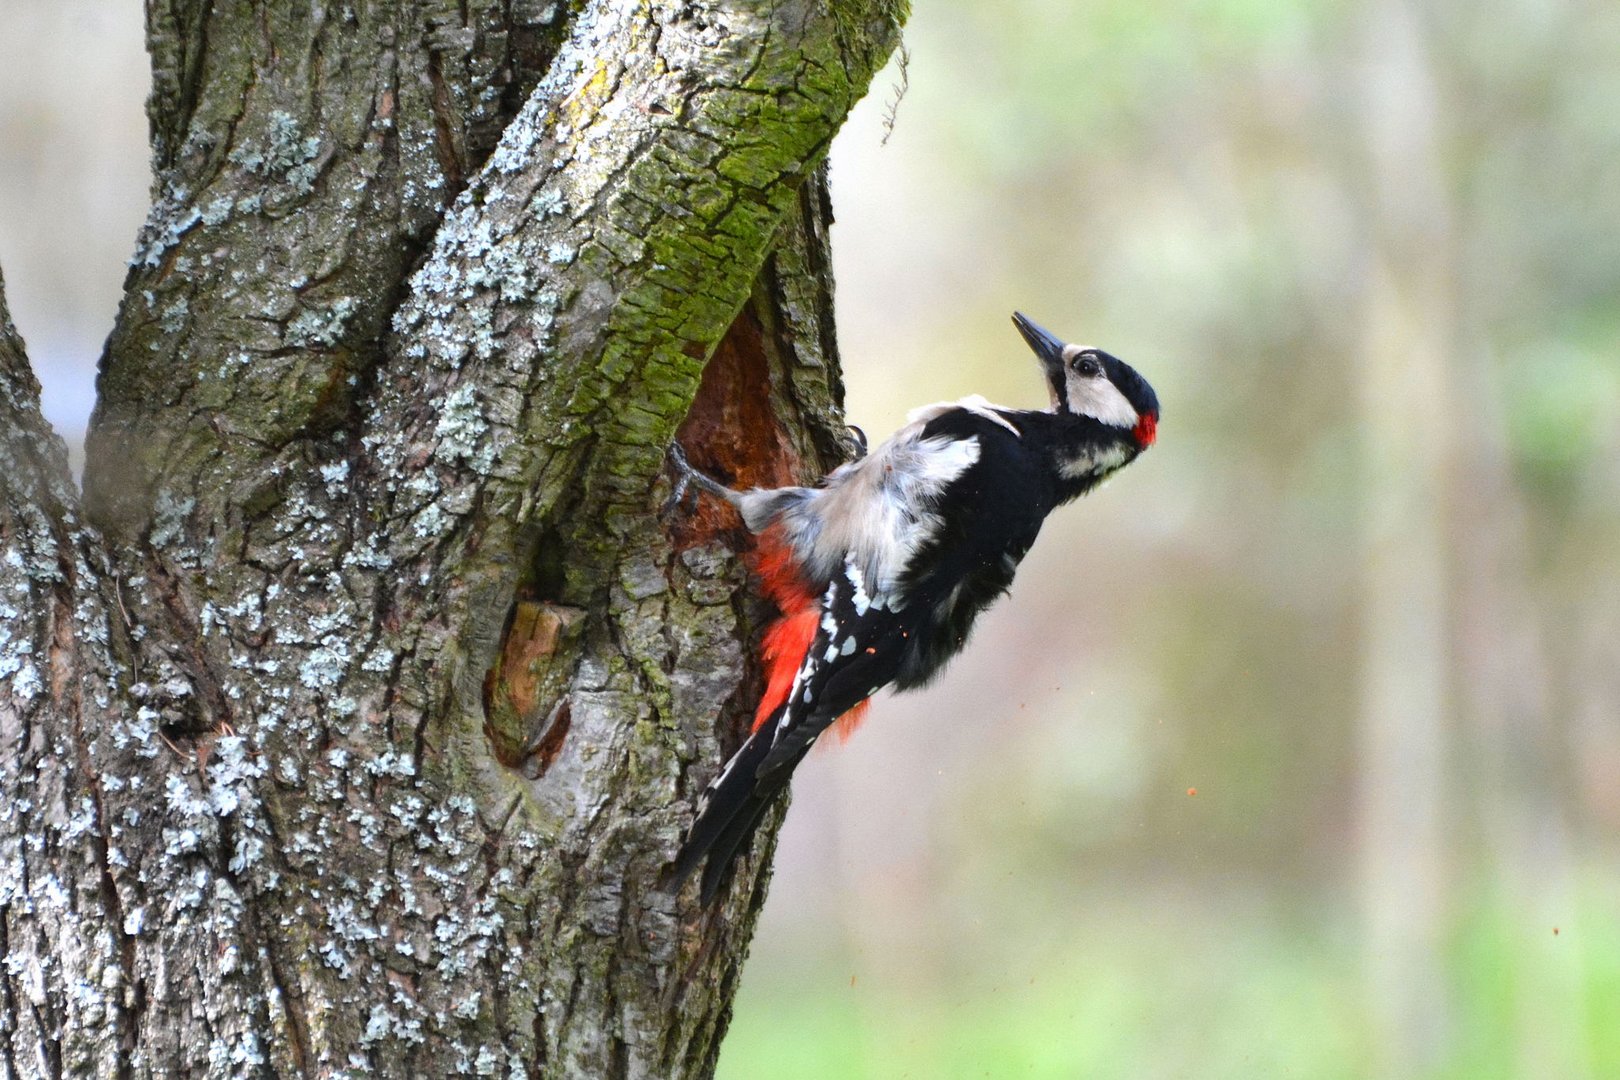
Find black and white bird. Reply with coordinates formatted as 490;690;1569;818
669;312;1160;904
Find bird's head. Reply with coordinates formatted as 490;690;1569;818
1011;311;1159;449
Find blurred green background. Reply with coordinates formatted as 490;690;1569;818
3;1;1618;1076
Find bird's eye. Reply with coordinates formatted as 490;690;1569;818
1073;354;1102;378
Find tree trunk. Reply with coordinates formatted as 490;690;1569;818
0;2;903;1075
1352;0;1454;1071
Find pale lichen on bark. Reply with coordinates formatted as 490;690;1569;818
2;0;903;1076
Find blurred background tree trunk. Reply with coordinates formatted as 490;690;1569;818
1353;0;1456;1070
1352;6;1595;1078
0;1;902;1075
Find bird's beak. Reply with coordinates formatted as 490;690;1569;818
1011;311;1067;407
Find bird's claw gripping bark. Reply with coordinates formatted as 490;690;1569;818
663;442;732;518
663;442;700;518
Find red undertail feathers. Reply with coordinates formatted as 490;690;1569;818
746;524;871;738
748;524;818;733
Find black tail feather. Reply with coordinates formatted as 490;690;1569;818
673;723;802;905
696;786;783;905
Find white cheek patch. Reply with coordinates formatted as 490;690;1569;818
1067;375;1139;428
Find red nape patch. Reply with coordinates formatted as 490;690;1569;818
748;524;820;733
1134;412;1158;448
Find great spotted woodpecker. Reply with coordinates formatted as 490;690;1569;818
670;313;1159;904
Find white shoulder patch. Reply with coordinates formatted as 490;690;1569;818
770;423;982;601
905;394;1022;437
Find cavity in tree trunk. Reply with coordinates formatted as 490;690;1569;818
0;1;904;1075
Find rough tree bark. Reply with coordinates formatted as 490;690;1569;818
0;1;903;1075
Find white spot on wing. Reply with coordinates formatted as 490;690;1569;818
845;556;871;616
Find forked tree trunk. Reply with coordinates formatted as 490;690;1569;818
0;2;903;1074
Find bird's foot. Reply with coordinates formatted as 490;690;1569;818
663;442;734;518
663;443;701;518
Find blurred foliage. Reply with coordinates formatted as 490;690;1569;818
722;0;1620;1074
721;883;1620;1079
